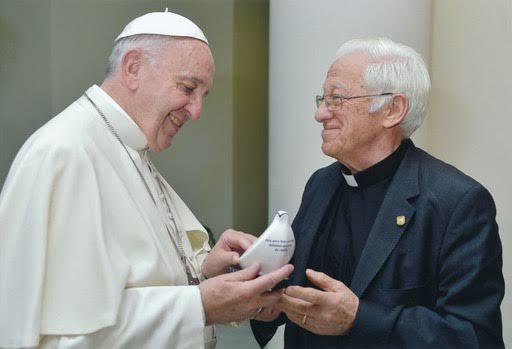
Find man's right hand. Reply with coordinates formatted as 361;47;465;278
198;263;294;325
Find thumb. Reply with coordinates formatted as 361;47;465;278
306;269;346;292
219;250;240;266
226;263;261;282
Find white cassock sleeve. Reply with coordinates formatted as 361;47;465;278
0;137;206;348
39;286;206;349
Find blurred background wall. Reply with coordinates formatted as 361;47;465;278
0;0;510;347
428;0;512;343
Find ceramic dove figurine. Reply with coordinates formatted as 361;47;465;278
238;211;295;275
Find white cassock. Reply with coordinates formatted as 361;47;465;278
0;85;216;348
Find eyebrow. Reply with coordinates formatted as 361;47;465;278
323;82;347;92
178;76;205;85
178;76;210;95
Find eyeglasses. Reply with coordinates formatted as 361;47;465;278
315;92;395;111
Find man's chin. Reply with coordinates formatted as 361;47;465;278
321;142;335;158
158;142;172;153
148;143;168;154
153;135;174;153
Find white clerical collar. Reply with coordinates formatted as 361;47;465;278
341;172;358;187
85;85;148;151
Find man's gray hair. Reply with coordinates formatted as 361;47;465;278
105;34;176;77
335;38;430;138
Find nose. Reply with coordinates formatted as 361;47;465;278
314;101;332;123
187;96;203;121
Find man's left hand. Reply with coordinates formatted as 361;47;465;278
278;269;359;335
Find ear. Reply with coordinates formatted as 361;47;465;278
120;49;144;91
382;94;408;129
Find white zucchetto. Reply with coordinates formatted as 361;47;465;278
115;8;208;44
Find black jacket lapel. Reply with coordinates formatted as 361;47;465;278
350;146;420;297
292;163;342;286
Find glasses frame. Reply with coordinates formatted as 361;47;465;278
315;92;395;111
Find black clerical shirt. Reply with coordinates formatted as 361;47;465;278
304;139;411;348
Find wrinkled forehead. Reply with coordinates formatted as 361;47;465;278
323;52;369;93
160;38;215;87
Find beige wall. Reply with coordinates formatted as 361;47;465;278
233;0;269;235
429;0;512;345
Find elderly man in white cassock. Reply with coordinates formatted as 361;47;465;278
0;10;293;349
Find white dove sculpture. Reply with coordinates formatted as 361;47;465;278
238;211;295;275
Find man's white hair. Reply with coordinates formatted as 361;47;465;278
335;37;430;138
105;34;176;77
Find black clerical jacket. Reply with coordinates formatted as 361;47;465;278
251;143;504;348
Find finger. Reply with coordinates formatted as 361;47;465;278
245;264;294;294
257;289;284;308
209;250;240;268
286;310;312;331
255;307;281;322
230;236;253;252
278;293;313;316
231;253;240;265
285;309;302;325
242;232;257;244
266;306;280;318
226;263;261;281
303;315;340;336
285;309;327;335
258;307;273;317
285;285;326;305
222;251;240;266
306;269;346;292
222;230;256;252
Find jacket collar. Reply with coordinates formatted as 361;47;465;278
350;144;419;297
292;162;343;286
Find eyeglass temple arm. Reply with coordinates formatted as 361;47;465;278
344;92;395;100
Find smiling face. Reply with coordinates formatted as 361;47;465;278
315;51;388;171
134;38;215;152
